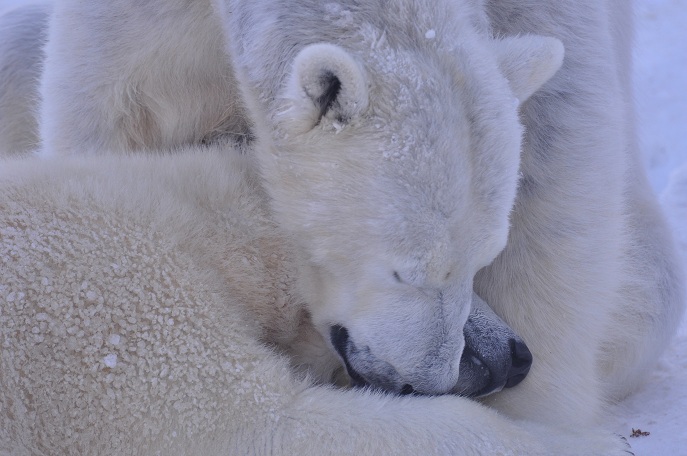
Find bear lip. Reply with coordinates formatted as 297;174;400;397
329;325;370;388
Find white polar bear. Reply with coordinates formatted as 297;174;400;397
5;0;686;445
213;0;685;425
1;147;631;455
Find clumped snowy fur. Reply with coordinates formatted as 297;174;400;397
0;0;684;453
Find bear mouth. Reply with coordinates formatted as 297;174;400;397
329;325;414;394
329;322;532;397
330;325;367;386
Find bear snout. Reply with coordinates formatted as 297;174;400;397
329;324;409;393
329;324;461;396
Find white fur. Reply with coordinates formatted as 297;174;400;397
38;0;251;155
0;148;631;455
0;2;50;155
475;0;686;423
0;0;684;452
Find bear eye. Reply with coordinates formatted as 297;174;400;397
392;271;403;283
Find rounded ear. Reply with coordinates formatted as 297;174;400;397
285;43;368;129
491;35;564;103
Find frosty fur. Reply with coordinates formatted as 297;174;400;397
0;0;684;453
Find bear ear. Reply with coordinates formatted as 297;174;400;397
492;35;564;103
286;43;369;129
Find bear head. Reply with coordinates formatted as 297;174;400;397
224;2;563;395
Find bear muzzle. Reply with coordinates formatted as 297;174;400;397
329;295;532;397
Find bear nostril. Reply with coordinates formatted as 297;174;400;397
400;384;415;395
504;339;533;388
511;339;533;368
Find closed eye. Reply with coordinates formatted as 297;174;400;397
393;271;403;283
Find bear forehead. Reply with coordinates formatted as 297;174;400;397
325;0;487;47
364;69;517;221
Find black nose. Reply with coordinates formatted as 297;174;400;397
400;384;415;395
504;339;533;388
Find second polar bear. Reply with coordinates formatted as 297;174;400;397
27;0;687;431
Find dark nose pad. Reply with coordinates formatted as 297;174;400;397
504;339;533;388
400;384;415;395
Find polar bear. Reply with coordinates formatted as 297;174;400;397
1;147;631;455
213;0;685;425
9;0;687;441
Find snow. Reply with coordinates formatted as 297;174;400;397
634;0;687;195
607;1;687;453
0;0;685;452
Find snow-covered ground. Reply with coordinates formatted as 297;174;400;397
609;1;687;454
1;0;685;453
